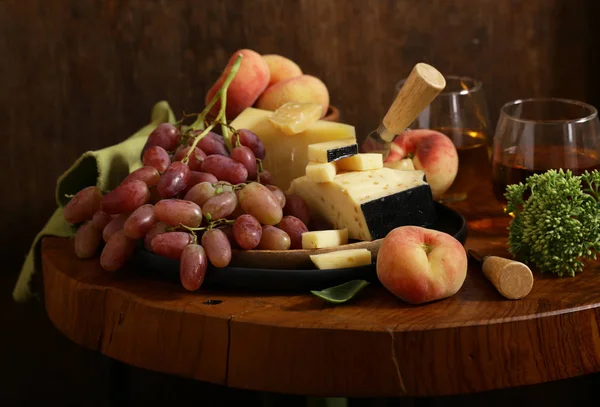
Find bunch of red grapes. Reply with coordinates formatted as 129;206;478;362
63;122;311;291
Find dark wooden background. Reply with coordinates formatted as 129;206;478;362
2;0;599;404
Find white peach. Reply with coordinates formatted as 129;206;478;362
376;226;467;305
385;129;458;199
262;54;303;86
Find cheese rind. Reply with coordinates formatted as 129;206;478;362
230;108;356;191
289;168;436;241
307;138;358;163
336;153;383;171
302;229;349;249
306;161;337;183
309;249;372;270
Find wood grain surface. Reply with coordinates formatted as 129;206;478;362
4;0;600;403
40;177;600;397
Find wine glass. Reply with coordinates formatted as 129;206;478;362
396;75;492;202
491;98;600;202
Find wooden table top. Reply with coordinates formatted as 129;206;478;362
41;179;600;398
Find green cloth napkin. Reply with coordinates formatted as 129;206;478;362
13;101;176;302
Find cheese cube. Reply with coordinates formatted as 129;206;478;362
289;168;436;241
301;229;349;249
268;102;323;135
307;138;358;163
309;249;372;270
230;108;356;191
336;153;383;171
306;161;337;183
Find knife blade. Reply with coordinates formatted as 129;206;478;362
361;63;446;157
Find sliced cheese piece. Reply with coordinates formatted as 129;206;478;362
230;107;356;191
310;249;372;270
268;102;323;135
289;168;436;241
307;138;358;163
302;228;349;249
384;158;415;171
306;161;337;183
336;153;383;171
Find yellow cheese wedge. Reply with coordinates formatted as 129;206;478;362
230;108;356;191
289;168;435;241
306;161;337;183
307;138;358;163
268;102;323;135
336;153;383;171
309;248;372;270
301;229;349;249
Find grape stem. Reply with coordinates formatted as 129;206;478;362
213;181;247;193
185;54;243;162
256;159;265;183
207;218;235;229
182;124;217;165
179;218;235;235
221;112;230;151
212;119;240;146
175;111;202;127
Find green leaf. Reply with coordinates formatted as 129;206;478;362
311;280;370;304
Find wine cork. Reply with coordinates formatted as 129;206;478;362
482;256;534;300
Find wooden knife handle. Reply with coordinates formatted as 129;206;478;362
482;256;534;300
380;63;446;142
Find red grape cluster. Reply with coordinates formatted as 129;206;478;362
63;122;312;291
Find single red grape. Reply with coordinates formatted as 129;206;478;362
230;145;257;179
233;129;266;159
157;161;190;198
101;180;150;214
143;146;170;173
180;244;208;291
277;216;308;249
63;186;103;224
201;155;248;184
151;232;194;259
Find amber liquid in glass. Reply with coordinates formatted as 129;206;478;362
433;127;491;201
492;145;600;202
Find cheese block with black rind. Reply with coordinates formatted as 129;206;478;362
289;168;436;241
307;138;358;163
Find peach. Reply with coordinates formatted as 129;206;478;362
205;49;270;120
376;226;467;305
262;54;303;86
255;75;329;118
385;129;458;199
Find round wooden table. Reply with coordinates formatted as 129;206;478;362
41;181;600;398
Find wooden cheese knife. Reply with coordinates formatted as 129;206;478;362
361;63;446;156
